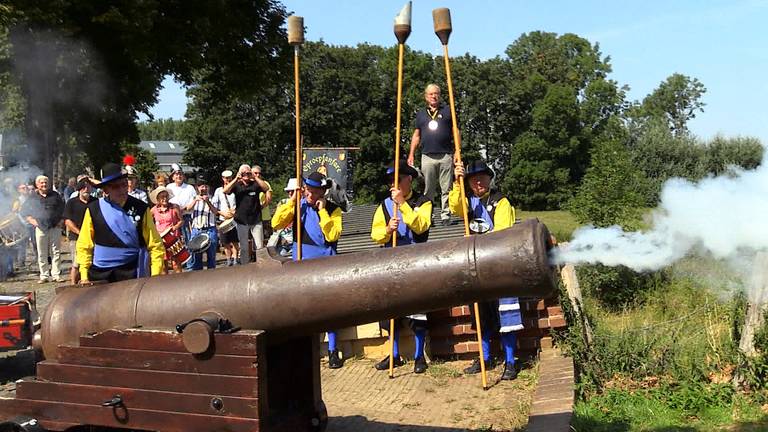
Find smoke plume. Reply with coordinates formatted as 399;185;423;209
553;152;768;298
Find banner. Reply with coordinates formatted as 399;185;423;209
302;148;349;191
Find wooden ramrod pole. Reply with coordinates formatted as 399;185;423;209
433;7;489;390
288;16;304;261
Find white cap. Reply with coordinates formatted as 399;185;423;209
171;163;182;173
284;178;298;191
221;169;233;177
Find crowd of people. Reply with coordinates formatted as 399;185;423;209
0;82;522;380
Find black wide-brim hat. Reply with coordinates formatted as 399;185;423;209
95;162;128;188
304;171;330;189
383;160;419;182
465;160;495;179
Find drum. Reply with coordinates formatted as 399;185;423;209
159;228;191;265
0;213;29;247
217;218;236;237
188;233;211;254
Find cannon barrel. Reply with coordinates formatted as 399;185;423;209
41;219;556;359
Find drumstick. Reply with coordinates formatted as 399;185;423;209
0;319;26;327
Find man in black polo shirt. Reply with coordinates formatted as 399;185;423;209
408;83;454;225
21;174;65;283
222;164;270;264
62;176;94;284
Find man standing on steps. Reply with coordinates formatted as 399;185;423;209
408;83;454;226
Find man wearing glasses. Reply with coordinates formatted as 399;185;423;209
222;164;270;264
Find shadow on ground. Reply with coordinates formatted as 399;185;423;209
0;349;36;384
328;415;526;432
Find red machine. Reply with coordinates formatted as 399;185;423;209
0;292;36;352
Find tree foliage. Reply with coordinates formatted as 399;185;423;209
639;73;706;137
1;0;289;175
568;119;644;229
501;32;625;210
137;118;190;142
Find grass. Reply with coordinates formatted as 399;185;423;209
565;262;768;431
573;388;768;431
517;209;579;242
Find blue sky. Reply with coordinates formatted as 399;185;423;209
148;0;768;144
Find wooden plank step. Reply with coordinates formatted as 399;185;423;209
56;345;259;376
15;379;259;419
36;363;258;397
78;328;263;356
0;398;261;432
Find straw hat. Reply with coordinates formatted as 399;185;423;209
149;186;174;204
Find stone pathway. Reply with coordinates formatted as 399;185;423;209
322;357;537;431
525;349;574;432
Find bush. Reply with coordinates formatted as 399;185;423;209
577;264;664;310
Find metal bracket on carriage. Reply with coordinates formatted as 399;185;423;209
175;311;240;355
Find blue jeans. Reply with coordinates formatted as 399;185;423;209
182;214;193;269
191;226;218;270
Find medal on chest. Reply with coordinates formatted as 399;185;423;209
427;108;440;131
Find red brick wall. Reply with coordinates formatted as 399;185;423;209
427;296;566;360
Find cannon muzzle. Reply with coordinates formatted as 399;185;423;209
41;219;556;359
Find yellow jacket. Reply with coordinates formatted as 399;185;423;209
77;207;165;280
272;198;342;243
448;182;515;231
371;192;432;244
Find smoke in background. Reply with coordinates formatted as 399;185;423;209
7;27;108;174
553;151;768;299
0;164;39;213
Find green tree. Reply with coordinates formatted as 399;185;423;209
500;32;624;210
702;135;763;175
184;41;441;201
568;120;644;229
137;118;190;141
2;0;289;175
640;73;706;137
121;142;159;190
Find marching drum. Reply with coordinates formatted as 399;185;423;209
159;228;191;265
217;218;236;237
188;233;211;255
0;213;29;247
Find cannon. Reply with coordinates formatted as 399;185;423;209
0;219;556;432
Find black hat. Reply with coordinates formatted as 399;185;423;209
95;163;127;188
465;160;495;179
196;176;208;185
304;171;331;189
384;160;419;182
304;172;330;189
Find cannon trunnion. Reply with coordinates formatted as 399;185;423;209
0;220;557;432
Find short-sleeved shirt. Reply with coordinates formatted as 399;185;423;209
212;187;236;222
415;104;453;155
22;190;64;230
167;182;197;216
63;196;95;240
233;181;266;225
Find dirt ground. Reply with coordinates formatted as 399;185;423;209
0;242;537;431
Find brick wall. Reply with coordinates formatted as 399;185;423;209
427;296;566;360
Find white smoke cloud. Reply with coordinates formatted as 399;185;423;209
553;154;768;277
